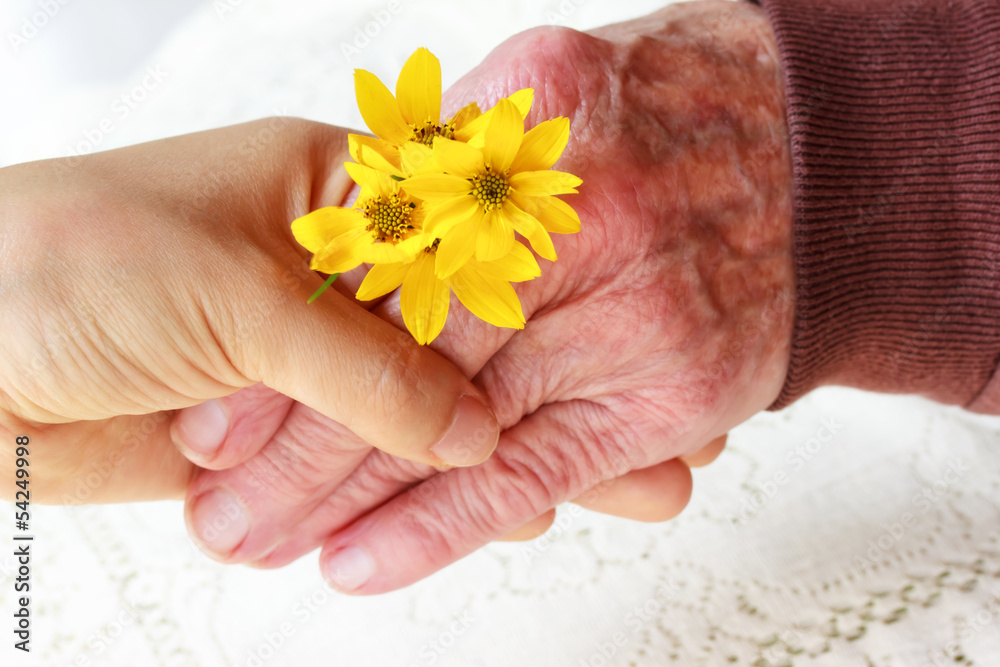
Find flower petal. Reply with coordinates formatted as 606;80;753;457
448;101;482;130
395;47;441;126
450;266;525;329
356;262;408;301
400;142;437;176
291;207;365;253
435;217;479;278
473;241;540;282
432;137;485;178
454;88;533;143
509;170;582;196
348;134;401;174
423;194;479;236
454;108;489;143
524;223;557;262
400;252;450;344
483;99;523;173
509;117;570;173
360;232;429;264
511;191;581;234
345;161;396;196
310;228;370;274
504;201;557;261
507;87;535;119
402;173;472;200
476;209;515;262
354;69;410;145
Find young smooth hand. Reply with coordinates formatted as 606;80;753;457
0;120;501;503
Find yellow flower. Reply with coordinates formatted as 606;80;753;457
401;98;582;278
356;240;541;345
351;47;533;173
291;161;430;275
292;46;583;344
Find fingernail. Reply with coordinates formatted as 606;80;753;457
324;546;375;592
172;399;229;457
430;395;500;467
190;489;249;557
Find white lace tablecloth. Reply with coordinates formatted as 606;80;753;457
3;1;1000;665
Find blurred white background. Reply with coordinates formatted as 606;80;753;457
0;0;212;166
2;1;1000;666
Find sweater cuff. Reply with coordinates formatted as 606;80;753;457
752;0;1000;410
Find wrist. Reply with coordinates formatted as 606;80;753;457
687;1;795;424
757;0;1000;408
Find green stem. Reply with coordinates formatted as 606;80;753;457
308;273;340;304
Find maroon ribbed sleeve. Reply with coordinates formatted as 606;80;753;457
750;0;1000;413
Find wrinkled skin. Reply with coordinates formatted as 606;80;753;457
182;0;795;593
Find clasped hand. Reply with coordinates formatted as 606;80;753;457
0;1;792;594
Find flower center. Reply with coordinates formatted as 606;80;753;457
410;120;455;146
423;238;441;254
471;169;510;211
362;194;416;244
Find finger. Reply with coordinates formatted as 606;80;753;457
572;460;692;522
680;433;727;468
5;412;195;504
496;509;556;542
242;425;694;568
185;403;373;561
316;400;655;595
227;283;500;469
169;384;293;469
245;445;439;570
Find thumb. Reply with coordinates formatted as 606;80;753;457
199;119;500;469
225;278;500;469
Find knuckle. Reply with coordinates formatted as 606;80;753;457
481;445;568;520
240;441;312;503
422;441;575;543
392;476;467;562
386;407;644;556
240;411;359;502
334;450;435;506
503;25;600;70
482;26;607;120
